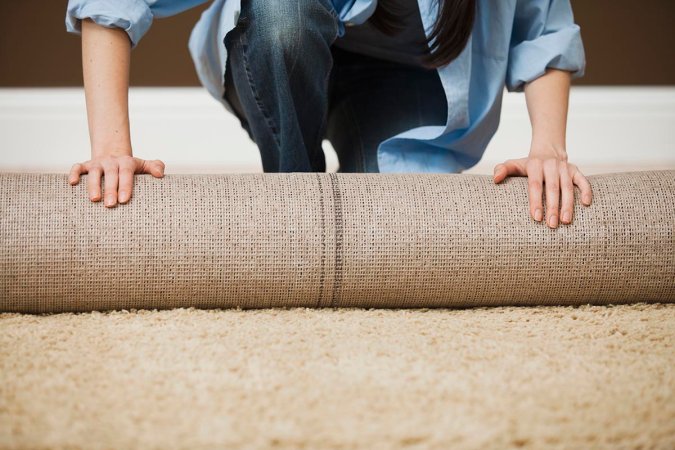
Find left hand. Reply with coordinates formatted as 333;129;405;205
492;148;593;228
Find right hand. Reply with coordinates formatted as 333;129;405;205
69;155;165;207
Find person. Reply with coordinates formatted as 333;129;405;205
65;0;593;229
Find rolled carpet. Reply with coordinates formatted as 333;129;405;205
1;171;673;313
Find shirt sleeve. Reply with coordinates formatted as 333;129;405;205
505;0;586;92
65;0;210;49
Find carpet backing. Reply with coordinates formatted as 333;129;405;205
1;171;674;313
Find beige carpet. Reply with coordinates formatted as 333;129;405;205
1;304;674;450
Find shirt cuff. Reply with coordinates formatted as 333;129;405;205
65;0;153;48
505;24;586;92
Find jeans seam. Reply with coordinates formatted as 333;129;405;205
238;33;282;151
286;2;303;81
322;0;340;21
344;100;367;173
310;17;340;171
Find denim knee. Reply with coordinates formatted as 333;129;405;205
241;0;339;56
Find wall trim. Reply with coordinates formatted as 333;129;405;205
1;87;674;174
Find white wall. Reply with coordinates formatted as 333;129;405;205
0;87;673;174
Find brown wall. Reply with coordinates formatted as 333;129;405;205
1;0;673;87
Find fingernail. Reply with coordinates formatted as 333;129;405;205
534;209;542;222
548;215;558;228
105;196;115;207
562;212;571;223
118;191;128;203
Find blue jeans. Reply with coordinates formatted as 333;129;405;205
223;0;447;173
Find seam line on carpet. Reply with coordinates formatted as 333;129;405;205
316;173;326;308
329;173;343;308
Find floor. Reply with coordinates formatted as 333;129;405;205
1;304;673;449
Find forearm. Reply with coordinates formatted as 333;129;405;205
523;68;571;159
81;18;132;158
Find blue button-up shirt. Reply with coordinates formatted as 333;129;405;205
65;0;586;173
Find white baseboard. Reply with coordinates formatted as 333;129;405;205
0;87;673;174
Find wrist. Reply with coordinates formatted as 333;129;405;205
91;142;132;159
85;131;133;162
88;122;132;159
529;141;567;161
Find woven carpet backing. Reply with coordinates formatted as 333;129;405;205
1;171;673;313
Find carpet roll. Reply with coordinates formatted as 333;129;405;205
1;171;673;313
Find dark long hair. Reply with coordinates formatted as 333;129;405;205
369;0;476;69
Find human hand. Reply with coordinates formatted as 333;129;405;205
492;148;592;228
68;155;165;207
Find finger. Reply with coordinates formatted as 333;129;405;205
526;159;544;222
147;159;165;178
118;161;135;204
493;159;526;184
543;160;560;228
87;166;103;202
102;160;119;208
69;163;84;185
559;162;574;224
571;166;593;206
135;158;164;177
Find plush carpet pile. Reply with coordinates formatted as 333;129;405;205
1;304;673;449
